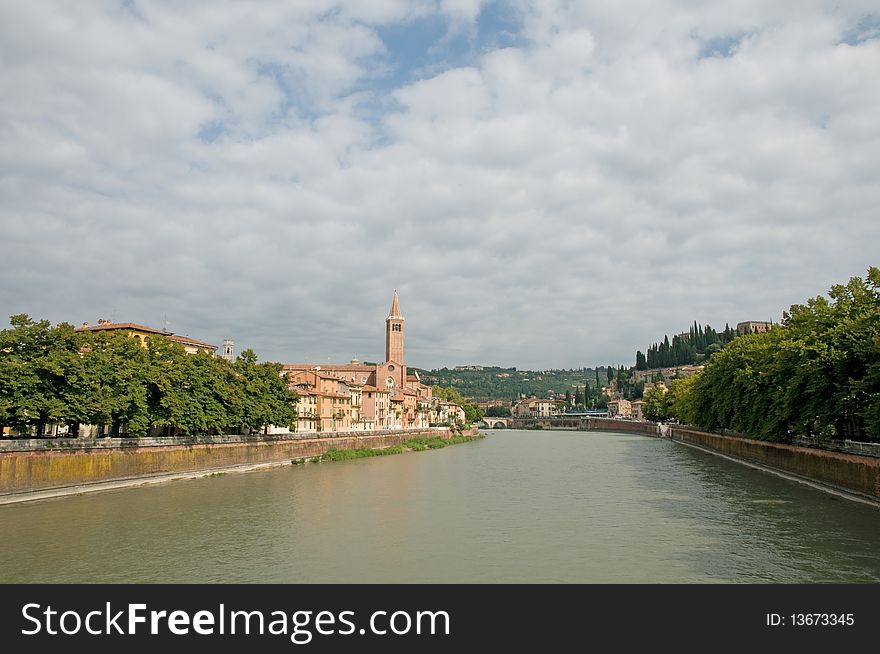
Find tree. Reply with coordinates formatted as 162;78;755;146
233;349;297;434
69;330;151;436
0;316;300;438
485;405;511;417
462;403;484;424
681;268;880;442
636;350;647;370
606;366;613;383
433;385;482;425
0;315;84;437
643;387;671;422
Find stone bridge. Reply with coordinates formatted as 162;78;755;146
477;417;512;429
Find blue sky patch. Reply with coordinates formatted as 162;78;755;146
697;33;748;59
840;15;880;45
197;120;226;143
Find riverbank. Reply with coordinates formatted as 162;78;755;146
321;434;484;461
0;427;481;505
511;416;879;505
667;426;880;507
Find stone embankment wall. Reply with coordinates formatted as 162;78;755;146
0;429;451;496
581;417;659;436
513;416;658;436
512;416;879;502
669;426;880;501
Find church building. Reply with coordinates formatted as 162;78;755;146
283;292;435;431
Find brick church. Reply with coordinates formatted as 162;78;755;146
283;292;439;431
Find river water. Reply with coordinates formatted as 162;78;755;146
1;430;877;583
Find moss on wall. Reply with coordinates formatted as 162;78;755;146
0;431;443;494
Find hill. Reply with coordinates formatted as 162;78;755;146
410;366;609;401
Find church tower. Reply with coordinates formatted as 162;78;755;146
385;290;404;365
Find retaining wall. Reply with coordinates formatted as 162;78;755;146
0;429;451;496
669;426;880;501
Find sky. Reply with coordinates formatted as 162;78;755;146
1;1;878;370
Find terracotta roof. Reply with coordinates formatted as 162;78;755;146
75;322;216;350
75;322;168;335
283;363;375;372
168;334;217;350
361;385;379;392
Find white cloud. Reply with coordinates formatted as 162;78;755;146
1;1;878;369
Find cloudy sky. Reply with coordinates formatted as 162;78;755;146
1;1;878;370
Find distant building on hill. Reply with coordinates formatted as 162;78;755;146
736;321;772;336
512;398;557;418
607;398;632;418
631;400;645;421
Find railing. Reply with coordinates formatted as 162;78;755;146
791;436;880;458
0;426;452;453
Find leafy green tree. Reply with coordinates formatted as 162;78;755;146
643;386;672;422
462;402;484;424
433;385;483;424
233;349;296;434
0;315;299;438
485;405;511;417
0;315;82;436
79;330;150;436
681;268;880;442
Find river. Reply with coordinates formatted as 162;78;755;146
1;430;877;583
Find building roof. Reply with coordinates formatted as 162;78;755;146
76;321;216;350
291;388;317;397
75;322;168;335
388;290;402;319
283;363;375;372
167;334;217;350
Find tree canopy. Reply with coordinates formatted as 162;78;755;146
432;385;484;424
636;321;736;370
0;316;296;438
659;269;880;442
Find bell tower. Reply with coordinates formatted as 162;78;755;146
385;290;404;365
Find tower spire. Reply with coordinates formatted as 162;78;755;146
385;290;404;365
388;290;402;318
